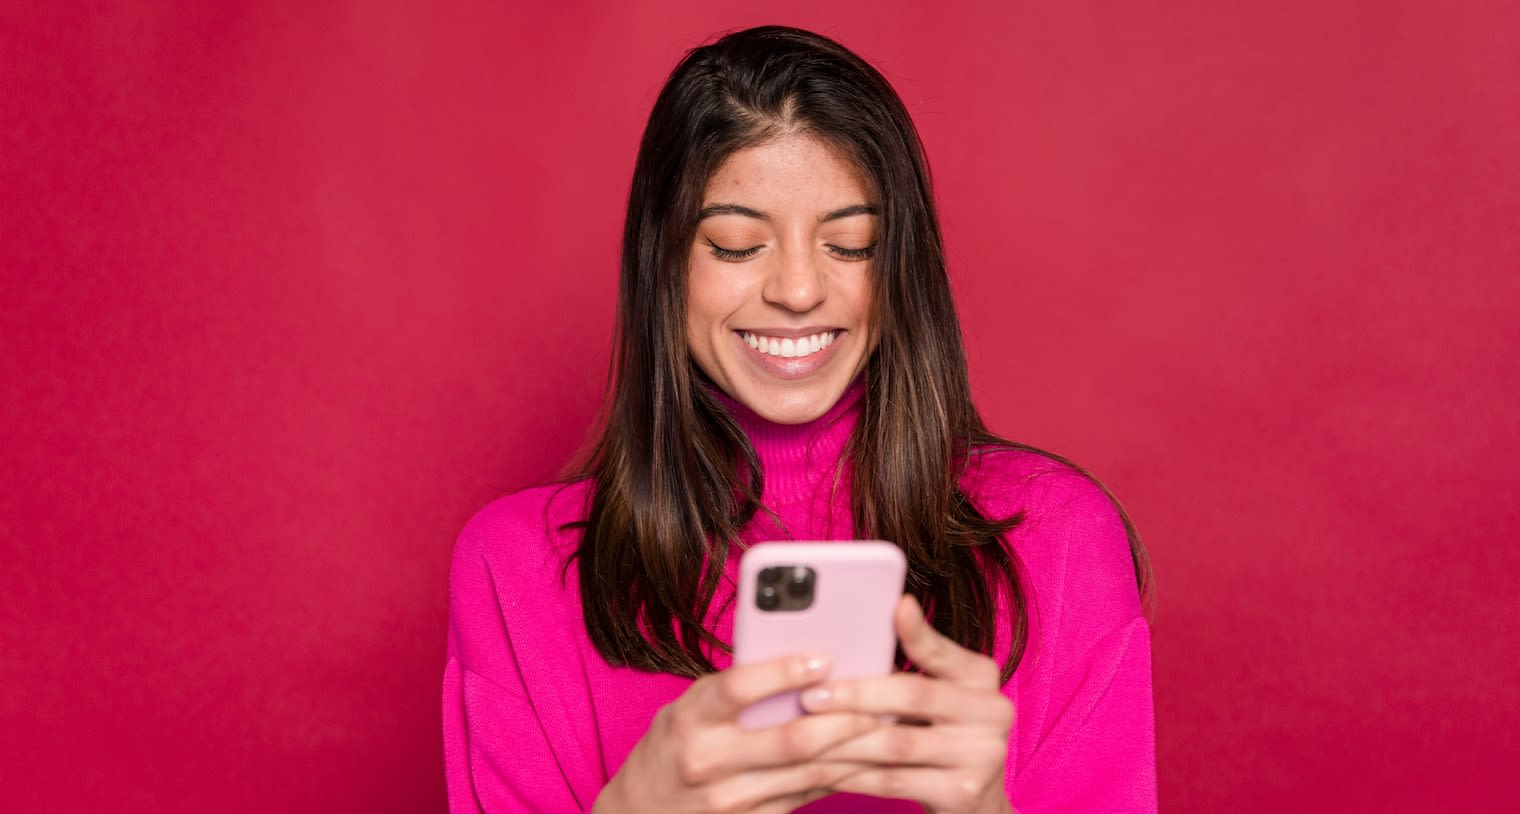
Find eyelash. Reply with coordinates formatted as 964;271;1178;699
708;242;761;261
830;245;876;261
705;241;877;262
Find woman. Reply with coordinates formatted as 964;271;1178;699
444;25;1154;813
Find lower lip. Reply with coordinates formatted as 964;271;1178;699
738;332;842;380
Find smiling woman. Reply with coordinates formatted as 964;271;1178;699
444;25;1154;814
686;135;877;424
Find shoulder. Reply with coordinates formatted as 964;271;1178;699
456;480;591;545
450;480;592;592
961;444;1122;533
961;444;1143;650
447;480;595;687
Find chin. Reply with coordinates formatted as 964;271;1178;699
737;380;846;425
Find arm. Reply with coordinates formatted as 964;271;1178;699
442;538;594;813
1005;471;1157;813
443;651;591;812
1007;617;1155;813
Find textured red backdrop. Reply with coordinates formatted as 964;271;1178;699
3;1;1517;811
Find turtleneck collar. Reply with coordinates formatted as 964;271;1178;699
709;377;865;507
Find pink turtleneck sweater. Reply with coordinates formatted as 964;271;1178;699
443;386;1156;812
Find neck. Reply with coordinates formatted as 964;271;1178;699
709;378;865;507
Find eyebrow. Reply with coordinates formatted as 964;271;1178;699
697;203;879;222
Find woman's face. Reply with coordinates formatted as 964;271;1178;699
686;133;878;425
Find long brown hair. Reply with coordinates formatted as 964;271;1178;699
568;26;1149;681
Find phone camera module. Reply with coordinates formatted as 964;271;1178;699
785;567;814;599
755;564;816;611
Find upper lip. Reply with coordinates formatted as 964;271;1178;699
736;327;840;339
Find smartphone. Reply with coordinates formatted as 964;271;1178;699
732;540;907;730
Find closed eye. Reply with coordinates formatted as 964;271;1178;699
829;244;876;261
706;239;762;261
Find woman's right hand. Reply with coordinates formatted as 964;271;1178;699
591;653;884;814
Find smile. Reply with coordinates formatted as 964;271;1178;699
741;330;837;359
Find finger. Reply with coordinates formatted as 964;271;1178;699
740;763;880;814
670;712;879;788
829;766;1005;812
692;757;876;813
800;672;1012;728
688;652;830;723
814;721;1006;768
735;711;887;771
746;787;832;814
896;595;1002;687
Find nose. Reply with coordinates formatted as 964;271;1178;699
762;246;826;314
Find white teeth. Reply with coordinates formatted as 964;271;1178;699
742;331;837;359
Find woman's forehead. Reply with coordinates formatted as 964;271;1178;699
700;134;876;214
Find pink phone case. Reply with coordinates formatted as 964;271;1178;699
733;541;907;730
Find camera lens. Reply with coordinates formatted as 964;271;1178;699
757;584;780;610
759;566;783;585
785;567;814;597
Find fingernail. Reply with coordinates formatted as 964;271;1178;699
800;686;832;709
802;655;828;677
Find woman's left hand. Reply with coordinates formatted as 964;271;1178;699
799;595;1016;814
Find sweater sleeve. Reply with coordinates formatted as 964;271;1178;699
998;463;1158;814
1008;617;1155;812
442;503;598;813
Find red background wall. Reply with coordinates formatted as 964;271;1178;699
3;1;1516;810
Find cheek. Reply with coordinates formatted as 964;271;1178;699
685;267;720;333
850;276;881;357
686;259;748;329
842;268;875;328
684;266;740;369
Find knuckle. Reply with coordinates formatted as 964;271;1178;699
776;718;811;759
666;704;698;739
855;769;886;796
885;726;915;762
991;694;1015;731
906;675;935;710
698;786;735;814
853;711;880;737
675;746;715;786
952;774;984;810
805;759;833;790
715;673;750;708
